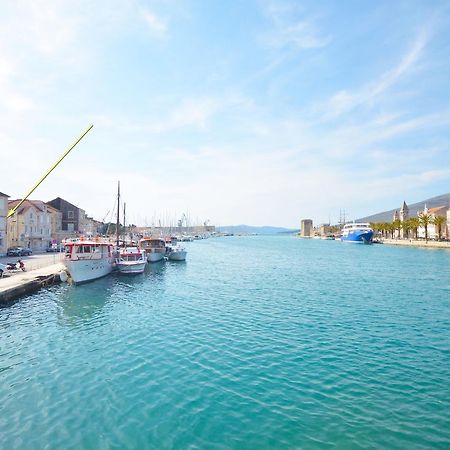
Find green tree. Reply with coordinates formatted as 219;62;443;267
392;219;402;239
432;215;446;240
418;212;432;241
380;222;390;238
409;217;420;239
401;219;411;239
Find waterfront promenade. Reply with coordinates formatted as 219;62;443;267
381;238;450;249
0;253;64;304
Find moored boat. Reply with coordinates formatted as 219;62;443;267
115;247;147;274
340;223;374;244
165;244;187;261
64;240;114;284
139;237;166;263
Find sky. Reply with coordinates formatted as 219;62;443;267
1;0;450;228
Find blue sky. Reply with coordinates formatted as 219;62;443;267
1;0;450;227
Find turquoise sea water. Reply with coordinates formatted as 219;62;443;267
1;236;449;449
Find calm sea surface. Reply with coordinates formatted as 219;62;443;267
1;236;449;449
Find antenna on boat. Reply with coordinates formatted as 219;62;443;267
7;124;94;219
116;181;120;248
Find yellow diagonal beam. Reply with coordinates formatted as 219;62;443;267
7;124;94;219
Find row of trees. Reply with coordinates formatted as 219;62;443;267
370;213;447;241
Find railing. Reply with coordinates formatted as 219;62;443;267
23;253;65;272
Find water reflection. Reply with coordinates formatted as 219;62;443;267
55;261;171;325
55;277;115;326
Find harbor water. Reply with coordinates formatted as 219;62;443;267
1;236;449;449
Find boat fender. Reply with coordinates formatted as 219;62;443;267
59;270;69;283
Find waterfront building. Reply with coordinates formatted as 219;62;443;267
392;209;400;238
47;198;102;239
417;204;450;239
0;192;9;256
319;224;332;236
300;219;313;237
48;206;63;243
7;200;54;251
47;197;82;233
399;201;409;238
390;201;409;238
399;201;409;222
79;213;99;237
447;210;450;239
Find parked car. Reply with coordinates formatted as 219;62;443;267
7;247;22;256
7;247;32;257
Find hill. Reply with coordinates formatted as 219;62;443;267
218;225;297;235
358;193;450;223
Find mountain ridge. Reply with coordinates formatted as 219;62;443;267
358;193;450;223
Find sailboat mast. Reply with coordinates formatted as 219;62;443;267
116;181;120;247
123;202;126;245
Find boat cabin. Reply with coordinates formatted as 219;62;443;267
65;242;112;260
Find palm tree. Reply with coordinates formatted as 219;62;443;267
401;219;411;239
432;215;446;241
377;222;386;237
382;222;392;238
392;219;402;239
418;212;432;241
409;217;420;239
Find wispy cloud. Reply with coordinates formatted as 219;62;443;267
320;27;430;119
141;9;167;36
261;1;331;50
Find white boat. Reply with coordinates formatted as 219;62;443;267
64;240;114;284
115;247;147;274
166;244;187;261
139;237;166;263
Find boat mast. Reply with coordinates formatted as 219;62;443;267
123;202;126;245
116;181;120;247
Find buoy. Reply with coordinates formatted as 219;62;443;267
59;270;68;283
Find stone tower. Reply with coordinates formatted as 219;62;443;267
400;201;409;223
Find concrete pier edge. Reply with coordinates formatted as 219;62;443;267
0;263;66;306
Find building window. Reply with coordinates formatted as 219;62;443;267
68;210;74;219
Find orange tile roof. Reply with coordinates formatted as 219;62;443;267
8;199;46;214
428;205;450;215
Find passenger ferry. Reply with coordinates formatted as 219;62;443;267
64;240;114;284
340;223;374;244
